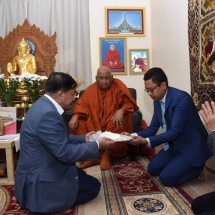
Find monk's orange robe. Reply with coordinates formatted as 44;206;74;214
71;78;139;158
102;50;124;69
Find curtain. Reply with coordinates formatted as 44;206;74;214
0;0;92;88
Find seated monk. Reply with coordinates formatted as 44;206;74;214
69;66;138;170
102;43;124;69
7;38;37;75
134;53;148;72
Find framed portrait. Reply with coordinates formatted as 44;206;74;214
99;37;127;75
129;49;149;75
105;7;146;37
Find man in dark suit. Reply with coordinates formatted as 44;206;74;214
14;72;115;213
191;51;215;215
126;67;212;186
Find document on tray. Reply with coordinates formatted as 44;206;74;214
89;131;133;142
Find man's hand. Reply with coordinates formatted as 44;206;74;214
85;131;96;142
69;114;79;131
129;136;148;145
112;109;125;127
199;101;215;131
98;137;115;150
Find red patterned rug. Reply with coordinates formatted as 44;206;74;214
0;148;79;214
0;155;194;215
102;157;194;215
0;185;77;215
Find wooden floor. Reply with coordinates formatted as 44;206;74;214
181;158;215;199
154;145;215;200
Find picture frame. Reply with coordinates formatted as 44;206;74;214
0;107;17;135
129;49;149;75
99;37;127;75
105;7;146;37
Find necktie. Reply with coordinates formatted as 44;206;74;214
160;101;169;151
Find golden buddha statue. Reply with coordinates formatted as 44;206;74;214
7;38;37;75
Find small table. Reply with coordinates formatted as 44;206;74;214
0;140;15;184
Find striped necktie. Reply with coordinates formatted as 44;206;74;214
160;101;169;151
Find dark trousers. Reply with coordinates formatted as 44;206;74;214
147;145;203;186
192;191;215;215
74;168;101;205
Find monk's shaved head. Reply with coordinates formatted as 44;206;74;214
96;66;113;90
97;66;111;75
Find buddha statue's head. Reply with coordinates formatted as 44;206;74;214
17;38;30;58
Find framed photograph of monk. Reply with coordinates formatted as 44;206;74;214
100;37;127;75
105;7;146;37
129;49;149;75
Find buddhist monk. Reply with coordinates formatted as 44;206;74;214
134;53;148;72
102;44;124;69
69;66;138;170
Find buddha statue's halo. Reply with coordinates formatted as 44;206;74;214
26;39;36;55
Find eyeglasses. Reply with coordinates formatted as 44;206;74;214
144;84;161;93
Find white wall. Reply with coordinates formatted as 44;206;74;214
147;0;190;124
89;0;190;125
151;0;190;91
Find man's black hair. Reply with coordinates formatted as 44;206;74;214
45;72;77;93
143;67;168;86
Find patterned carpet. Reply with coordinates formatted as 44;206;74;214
0;156;194;215
102;157;194;215
0;185;77;214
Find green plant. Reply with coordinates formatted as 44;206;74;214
23;77;45;103
0;75;20;106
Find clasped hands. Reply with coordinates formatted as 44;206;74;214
199;101;215;131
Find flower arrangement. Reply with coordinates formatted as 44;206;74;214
21;74;47;103
0;72;83;107
0;74;20;106
71;76;84;100
0;74;47;106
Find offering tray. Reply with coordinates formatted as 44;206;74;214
89;131;133;142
